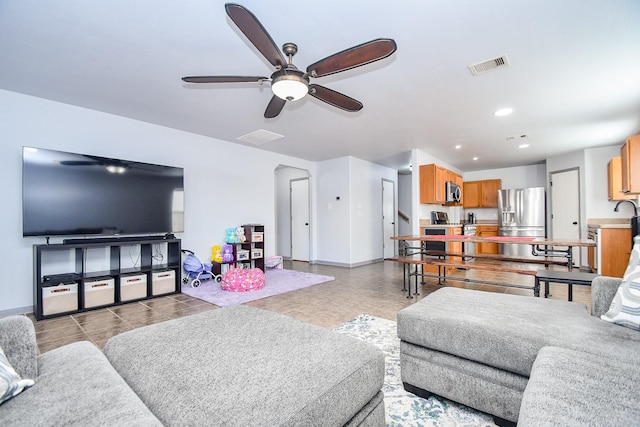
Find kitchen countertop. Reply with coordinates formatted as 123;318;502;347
587;223;631;229
587;218;631;229
420;220;497;228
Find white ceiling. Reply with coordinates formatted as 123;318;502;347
1;0;639;172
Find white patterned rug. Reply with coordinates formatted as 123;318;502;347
334;315;497;427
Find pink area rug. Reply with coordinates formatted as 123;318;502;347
181;268;335;307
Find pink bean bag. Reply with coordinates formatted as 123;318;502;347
221;268;265;292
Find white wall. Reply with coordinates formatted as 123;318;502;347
315;157;351;265
544;145;639;267
349;157;397;265
463;164;547;221
315;156;397;266
464;164;546;190
0;90;315;315
584;145;639;219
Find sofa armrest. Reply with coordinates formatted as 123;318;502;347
591;276;622;318
0;316;38;379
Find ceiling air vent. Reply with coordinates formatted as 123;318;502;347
468;54;510;76
237;129;284;145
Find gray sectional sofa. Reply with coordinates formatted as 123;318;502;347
397;276;640;426
0;305;385;426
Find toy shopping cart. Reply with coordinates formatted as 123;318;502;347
181;249;221;288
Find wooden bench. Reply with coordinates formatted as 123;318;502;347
387;256;541;298
423;250;569;267
534;270;600;301
386;256;432;298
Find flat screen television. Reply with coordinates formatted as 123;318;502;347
22;147;184;237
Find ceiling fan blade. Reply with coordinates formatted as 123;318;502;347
264;95;287;118
182;76;267;83
308;84;363;112
225;3;286;68
306;38;397;78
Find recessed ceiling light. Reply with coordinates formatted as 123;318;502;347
473;157;479;161
494;108;513;117
455;145;462;149
519;143;530;149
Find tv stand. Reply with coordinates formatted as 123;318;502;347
34;236;181;320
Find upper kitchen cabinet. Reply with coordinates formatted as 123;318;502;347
462;179;502;208
621;135;640;194
608;156;636;201
420;164;462;205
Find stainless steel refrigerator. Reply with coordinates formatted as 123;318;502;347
498;187;546;257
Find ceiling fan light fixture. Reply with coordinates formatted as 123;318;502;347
271;70;309;101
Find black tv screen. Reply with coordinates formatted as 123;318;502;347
22;147;184;237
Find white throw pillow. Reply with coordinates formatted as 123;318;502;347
601;235;640;330
0;345;35;405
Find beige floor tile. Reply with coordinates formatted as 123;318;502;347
30;260;592;350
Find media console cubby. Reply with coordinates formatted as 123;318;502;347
33;237;181;320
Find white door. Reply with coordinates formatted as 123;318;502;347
550;169;581;265
291;178;310;262
383;179;395;258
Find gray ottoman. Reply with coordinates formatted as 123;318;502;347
397;287;640;423
104;306;385;426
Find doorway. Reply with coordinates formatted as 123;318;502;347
382;179;396;258
550;168;581;266
291;178;310;262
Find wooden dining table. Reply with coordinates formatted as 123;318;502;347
389;234;596;298
391;235;596;271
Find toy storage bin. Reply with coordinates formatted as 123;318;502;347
120;273;147;301
42;281;78;315
236;250;250;261
251;232;264;242
84;277;115;308
251;248;263;259
152;270;176;296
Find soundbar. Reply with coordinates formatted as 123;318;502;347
63;234;171;244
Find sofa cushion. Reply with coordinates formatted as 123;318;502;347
104;305;385;426
0;316;38;379
518;346;640;426
0;345;34;405
397;287;640;377
0;341;162;426
601;236;640;330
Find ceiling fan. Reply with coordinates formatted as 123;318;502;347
182;3;397;118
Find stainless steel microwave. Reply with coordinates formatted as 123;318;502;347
445;181;461;203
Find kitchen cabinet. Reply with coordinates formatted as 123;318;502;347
608;156;636;201
448;226;463;262
588;226;632;277
477;225;499;254
420;164;462;205
621;135;640;194
463;179;502;208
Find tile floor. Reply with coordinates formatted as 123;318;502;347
27;260;591;354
